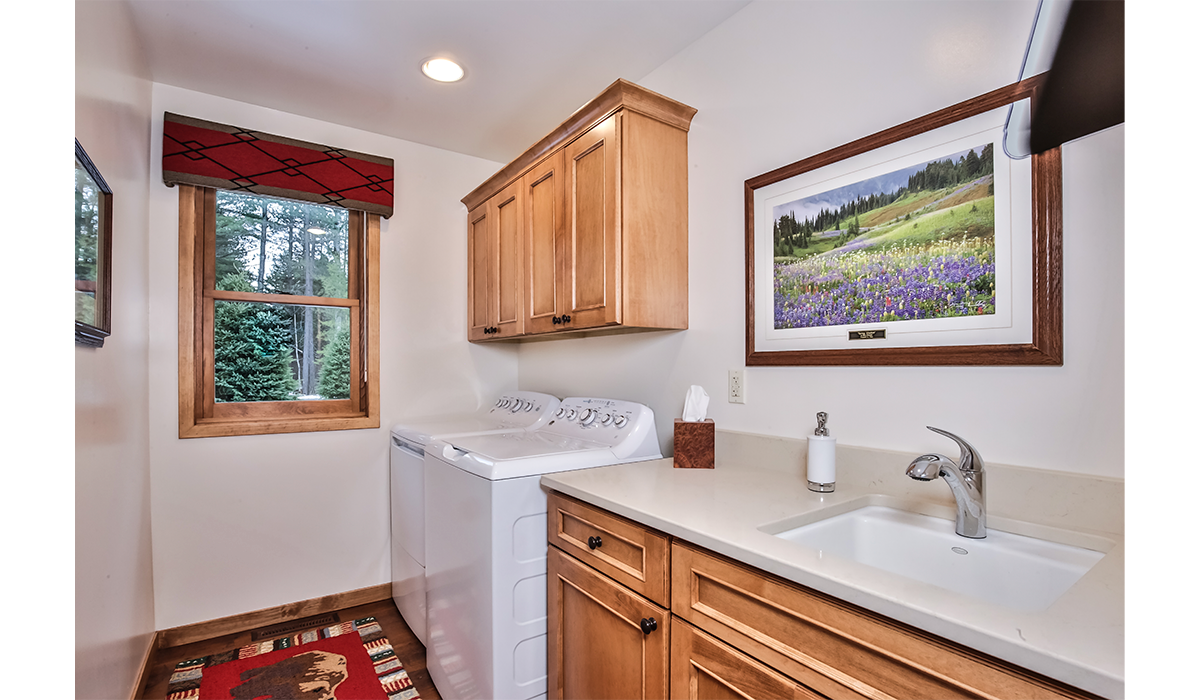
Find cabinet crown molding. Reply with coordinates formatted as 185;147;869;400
462;78;697;211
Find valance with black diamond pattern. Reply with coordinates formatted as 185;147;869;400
162;112;394;218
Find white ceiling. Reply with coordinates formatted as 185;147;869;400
125;0;752;164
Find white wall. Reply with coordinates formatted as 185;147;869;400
146;85;516;628
517;0;1124;478
75;1;157;698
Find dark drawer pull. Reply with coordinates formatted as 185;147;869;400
640;617;658;635
587;535;602;550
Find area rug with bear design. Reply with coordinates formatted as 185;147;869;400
165;616;420;700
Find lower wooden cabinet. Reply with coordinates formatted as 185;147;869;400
547;546;669;700
546;491;1104;700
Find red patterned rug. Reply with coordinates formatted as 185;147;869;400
166;617;420;700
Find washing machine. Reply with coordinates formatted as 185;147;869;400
390;391;561;645
423;397;662;700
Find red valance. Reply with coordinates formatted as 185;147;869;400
162;112;394;218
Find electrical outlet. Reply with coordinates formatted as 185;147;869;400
728;369;745;404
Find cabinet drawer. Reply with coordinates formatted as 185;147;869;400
672;618;828;700
672;542;1101;700
547;491;671;607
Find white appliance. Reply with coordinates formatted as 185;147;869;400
424;397;662;700
389;391;561;645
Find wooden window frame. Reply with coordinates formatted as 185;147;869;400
177;185;380;438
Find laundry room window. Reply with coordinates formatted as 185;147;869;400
177;185;380;437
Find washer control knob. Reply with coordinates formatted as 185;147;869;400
524;401;535;412
510;401;523;413
555;407;566;418
599;413;614;426
613;414;628;429
580;409;597;426
566;409;577;420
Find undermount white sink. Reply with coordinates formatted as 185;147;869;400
761;504;1110;612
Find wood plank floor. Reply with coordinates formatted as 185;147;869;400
136;597;440;699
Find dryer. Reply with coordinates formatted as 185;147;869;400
389;391;560;645
424;397;662;700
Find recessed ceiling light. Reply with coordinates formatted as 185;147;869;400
421;58;465;83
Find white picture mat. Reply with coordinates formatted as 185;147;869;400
753;106;1033;353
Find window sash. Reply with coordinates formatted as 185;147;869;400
178;184;380;437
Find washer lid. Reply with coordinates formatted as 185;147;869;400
391;417;514;446
426;431;651;480
441;430;609;461
389;391;561;444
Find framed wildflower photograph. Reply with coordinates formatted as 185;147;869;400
745;77;1062;366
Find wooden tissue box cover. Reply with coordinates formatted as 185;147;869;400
674;419;715;469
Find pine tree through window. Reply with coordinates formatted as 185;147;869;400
178;185;379;437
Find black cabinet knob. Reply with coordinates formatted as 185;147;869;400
640;617;658;635
562;314;572;324
587;535;602;550
552;315;562;325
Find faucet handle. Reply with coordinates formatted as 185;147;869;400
926;427;984;473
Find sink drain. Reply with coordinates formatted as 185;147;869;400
951;546;969;555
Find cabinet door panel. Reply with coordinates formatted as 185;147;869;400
525;152;565;333
494;182;523;332
672;619;827;700
467;205;491;340
564;113;620;330
572;143;606;308
548;546;668;700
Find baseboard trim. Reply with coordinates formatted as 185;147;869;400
156;582;392;649
131;630;162;700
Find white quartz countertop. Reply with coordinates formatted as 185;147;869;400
541;444;1124;699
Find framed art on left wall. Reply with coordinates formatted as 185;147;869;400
75;139;113;347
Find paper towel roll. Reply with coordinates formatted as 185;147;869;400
807;435;836;492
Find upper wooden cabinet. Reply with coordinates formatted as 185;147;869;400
467;177;525;340
463;80;696;341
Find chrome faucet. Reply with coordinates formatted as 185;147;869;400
905;427;986;538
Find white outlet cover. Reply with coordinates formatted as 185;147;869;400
728;369;745;403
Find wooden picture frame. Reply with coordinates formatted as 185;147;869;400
745;77;1062;366
75;139;113;347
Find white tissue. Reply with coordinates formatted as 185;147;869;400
681;385;710;422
